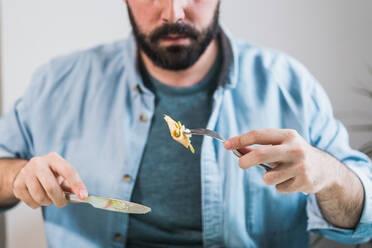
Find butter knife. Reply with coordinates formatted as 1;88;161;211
65;192;151;214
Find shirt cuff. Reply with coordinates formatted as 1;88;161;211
350;163;372;224
0;148;17;159
307;163;372;244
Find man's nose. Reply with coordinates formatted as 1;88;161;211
160;0;187;23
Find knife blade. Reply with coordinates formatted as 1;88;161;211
65;192;151;214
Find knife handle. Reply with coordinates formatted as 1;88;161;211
65;192;87;203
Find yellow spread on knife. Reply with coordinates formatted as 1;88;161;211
163;114;195;153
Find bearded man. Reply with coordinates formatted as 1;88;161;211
1;1;372;247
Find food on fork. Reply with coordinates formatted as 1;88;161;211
163;114;195;153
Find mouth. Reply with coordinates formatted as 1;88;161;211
159;34;190;46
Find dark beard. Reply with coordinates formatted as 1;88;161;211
127;3;220;71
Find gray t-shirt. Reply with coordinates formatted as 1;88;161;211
126;51;221;247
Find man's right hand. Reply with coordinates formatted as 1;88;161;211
12;152;88;209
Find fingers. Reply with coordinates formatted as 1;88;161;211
12;152;87;210
275;177;308;194
21;190;40;209
263;163;298;186
235;147;255;156
26;177;52;206
237;145;291;169
264;164;311;193
46;153;88;199
224;129;316;195
57;175;73;193
13;181;39;209
225;129;299;150
275;178;298;194
37;165;68;208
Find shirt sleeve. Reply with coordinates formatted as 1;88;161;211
0;99;34;160
0;66;48;212
0;65;49;160
305;73;372;244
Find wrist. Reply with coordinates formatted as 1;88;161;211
314;161;364;228
9;160;28;186
316;160;345;198
1;159;28;205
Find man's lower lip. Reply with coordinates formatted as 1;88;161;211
161;37;189;45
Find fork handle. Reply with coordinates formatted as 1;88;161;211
232;150;271;171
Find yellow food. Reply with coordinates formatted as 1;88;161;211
163;114;195;153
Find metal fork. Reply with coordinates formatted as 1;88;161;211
184;128;271;171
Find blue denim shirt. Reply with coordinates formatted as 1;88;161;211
1;27;372;247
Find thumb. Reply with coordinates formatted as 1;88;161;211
57;176;73;193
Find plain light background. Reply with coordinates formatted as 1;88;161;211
1;0;372;247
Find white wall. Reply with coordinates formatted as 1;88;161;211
0;0;4;245
1;0;372;247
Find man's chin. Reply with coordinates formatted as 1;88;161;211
142;43;202;70
165;45;189;53
153;56;198;71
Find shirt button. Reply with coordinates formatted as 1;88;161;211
140;114;148;122
113;233;123;242
123;174;131;182
133;84;142;93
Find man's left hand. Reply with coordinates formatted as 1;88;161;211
224;129;340;194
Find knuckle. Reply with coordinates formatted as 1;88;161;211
30;204;39;210
48;152;61;160
13;182;25;197
301;174;313;186
13;176;22;189
13;178;22;191
255;147;264;155
289;146;305;158
238;159;246;169
297;162;307;174
32;192;49;204
253;148;264;161
55;199;68;208
249;130;260;144
44;184;58;196
64;162;76;173
265;172;280;185
286;129;298;139
276;184;291;194
33;193;47;205
67;168;80;184
42;199;52;206
61;200;68;208
29;156;42;166
13;190;21;199
237;136;244;148
63;168;75;181
25;200;39;209
54;202;62;208
275;184;285;193
263;174;272;185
